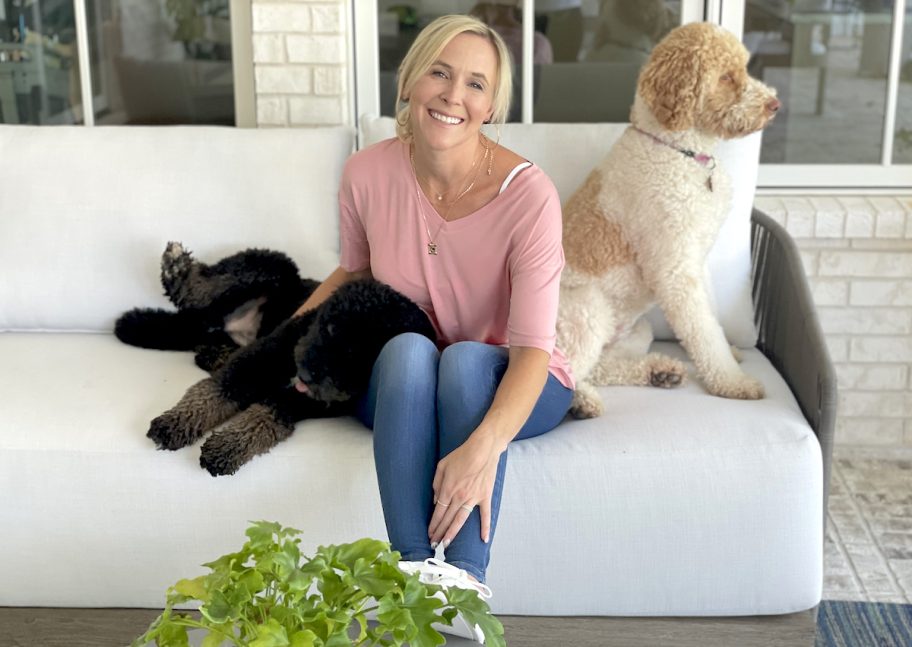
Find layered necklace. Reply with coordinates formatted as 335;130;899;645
410;135;494;256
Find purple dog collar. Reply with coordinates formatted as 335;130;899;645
631;125;716;171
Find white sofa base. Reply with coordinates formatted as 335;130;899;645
1;333;821;615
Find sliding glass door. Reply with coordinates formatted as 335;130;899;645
0;0;247;126
728;0;911;186
356;0;911;188
0;0;83;124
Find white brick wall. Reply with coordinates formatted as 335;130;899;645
755;195;912;447
251;0;349;127
247;7;912;449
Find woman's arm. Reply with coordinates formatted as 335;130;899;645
475;346;551;452
429;346;550;547
293;265;372;317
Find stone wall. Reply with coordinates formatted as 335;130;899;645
251;0;350;127
755;195;912;447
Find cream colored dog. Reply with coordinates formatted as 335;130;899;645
557;23;780;419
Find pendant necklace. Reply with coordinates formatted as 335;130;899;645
410;138;492;255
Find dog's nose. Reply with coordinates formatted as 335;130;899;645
766;98;781;113
297;368;312;384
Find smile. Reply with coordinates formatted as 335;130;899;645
429;109;463;125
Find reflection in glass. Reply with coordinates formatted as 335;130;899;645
893;5;912;163
470;1;552;121
88;0;234;125
745;0;901;164
375;1;679;124
534;0;679;123
0;0;83;124
378;1;490;119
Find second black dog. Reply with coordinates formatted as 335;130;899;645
146;278;437;476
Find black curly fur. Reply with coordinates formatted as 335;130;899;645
130;245;437;476
214;279;436;409
115;243;319;371
294;280;438;402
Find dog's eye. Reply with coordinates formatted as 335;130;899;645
720;73;733;83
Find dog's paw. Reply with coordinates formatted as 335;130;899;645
570;387;604;419
706;373;764;400
730;346;744;363
194;344;236;373
646;354;687;388
161;241;194;302
199;433;244;477
147;411;199;450
161;241;192;279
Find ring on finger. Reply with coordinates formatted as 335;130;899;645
460;504;474;512
437;501;451;507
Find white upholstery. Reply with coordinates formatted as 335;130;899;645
360;115;760;347
0;334;821;614
0;125;353;333
0;123;821;617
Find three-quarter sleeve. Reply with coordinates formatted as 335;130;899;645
507;187;564;355
338;161;371;273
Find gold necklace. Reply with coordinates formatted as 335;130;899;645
410;142;488;255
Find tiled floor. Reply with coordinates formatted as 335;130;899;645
824;445;912;603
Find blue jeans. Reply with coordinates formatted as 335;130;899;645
355;333;573;583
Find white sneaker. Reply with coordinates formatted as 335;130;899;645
397;558;493;644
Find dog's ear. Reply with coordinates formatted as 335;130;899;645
637;27;710;131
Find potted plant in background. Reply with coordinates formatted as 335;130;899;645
164;0;231;60
133;521;505;647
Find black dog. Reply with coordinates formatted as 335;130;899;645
115;242;319;372
117;243;436;475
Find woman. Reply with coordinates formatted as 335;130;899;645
295;14;574;642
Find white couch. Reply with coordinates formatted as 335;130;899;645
0;121;834;618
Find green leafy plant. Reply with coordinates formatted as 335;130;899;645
132;521;505;647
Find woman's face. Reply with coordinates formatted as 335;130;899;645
408;32;498;152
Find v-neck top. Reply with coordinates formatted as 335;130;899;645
338;138;573;389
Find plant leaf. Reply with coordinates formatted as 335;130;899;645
154;620;191;647
201;632;228;647
345;558;399;600
316;568;348;607
325;538;389;571
249;618;291;647
442;587;507;647
200;589;241;624
246;521;283;550
289;629;319;647
376;580;447;647
173;576;209;602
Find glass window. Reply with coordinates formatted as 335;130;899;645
375;1;681;123
88;0;234;125
744;0;900;164
0;0;84;124
378;1;474;119
0;0;235;126
533;0;680;122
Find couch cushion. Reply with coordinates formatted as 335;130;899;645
0;332;821;614
360;115;760;348
0;125;355;333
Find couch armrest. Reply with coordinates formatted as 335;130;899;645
751;208;837;517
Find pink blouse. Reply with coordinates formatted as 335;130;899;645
339;138;574;389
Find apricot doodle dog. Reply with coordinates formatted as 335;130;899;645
557;23;781;419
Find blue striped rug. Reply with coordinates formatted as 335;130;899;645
816;600;912;647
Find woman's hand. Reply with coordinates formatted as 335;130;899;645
428;430;504;548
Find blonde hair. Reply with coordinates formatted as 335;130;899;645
395;14;513;142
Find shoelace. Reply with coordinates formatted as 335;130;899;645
417;558;494;599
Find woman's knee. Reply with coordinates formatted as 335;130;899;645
438;342;507;404
377;333;438;370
